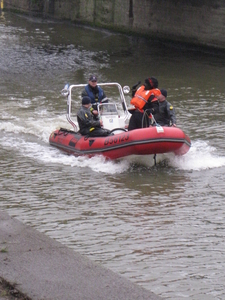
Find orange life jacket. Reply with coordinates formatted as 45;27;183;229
130;86;161;110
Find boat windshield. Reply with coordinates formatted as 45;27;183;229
62;82;131;131
98;103;118;116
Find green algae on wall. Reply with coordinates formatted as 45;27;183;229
2;0;225;50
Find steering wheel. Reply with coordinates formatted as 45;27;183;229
109;128;127;134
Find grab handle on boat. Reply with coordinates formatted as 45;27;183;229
150;113;164;133
61;83;70;97
150;113;159;127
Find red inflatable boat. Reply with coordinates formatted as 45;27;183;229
49;126;191;160
49;82;191;161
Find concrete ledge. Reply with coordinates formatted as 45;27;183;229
3;0;225;50
0;211;161;300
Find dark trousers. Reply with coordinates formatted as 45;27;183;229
128;110;150;131
88;128;112;137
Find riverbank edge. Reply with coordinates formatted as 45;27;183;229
0;277;30;300
2;8;225;54
0;210;161;300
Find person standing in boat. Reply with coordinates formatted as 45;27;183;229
128;77;161;131
154;89;176;127
77;96;111;137
81;75;108;110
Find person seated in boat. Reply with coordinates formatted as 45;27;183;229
128;77;161;131
154;89;176;127
81;75;108;110
77;96;112;137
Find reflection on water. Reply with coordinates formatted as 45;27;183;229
1;12;225;300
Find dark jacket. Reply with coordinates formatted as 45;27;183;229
128;91;159;131
128;101;159;131
77;105;101;135
81;85;106;104
154;100;176;126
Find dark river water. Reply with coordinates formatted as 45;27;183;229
1;12;225;300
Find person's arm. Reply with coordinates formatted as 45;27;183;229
167;102;176;126
77;109;101;128
131;81;141;97
144;95;159;114
102;90;107;99
90;106;98;117
81;89;88;98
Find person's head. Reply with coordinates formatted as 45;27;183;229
88;75;98;88
144;77;158;90
158;89;167;102
82;96;91;107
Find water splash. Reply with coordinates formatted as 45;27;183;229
1;112;225;173
169;140;225;170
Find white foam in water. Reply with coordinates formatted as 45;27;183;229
168;140;225;170
0;117;68;143
0;133;130;174
82;156;130;174
0;121;24;133
1;121;225;173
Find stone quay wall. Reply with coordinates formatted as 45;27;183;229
2;0;225;50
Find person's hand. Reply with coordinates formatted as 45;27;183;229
132;81;141;97
92;110;98;116
100;120;103;127
146;108;154;115
172;124;176;127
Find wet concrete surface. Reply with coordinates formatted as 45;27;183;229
0;210;161;300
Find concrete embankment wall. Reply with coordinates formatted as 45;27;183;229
2;0;225;50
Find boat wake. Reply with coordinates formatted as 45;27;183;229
1;128;225;174
169;140;225;171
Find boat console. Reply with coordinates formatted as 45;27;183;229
61;82;131;132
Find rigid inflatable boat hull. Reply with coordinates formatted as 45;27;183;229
49;126;191;160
